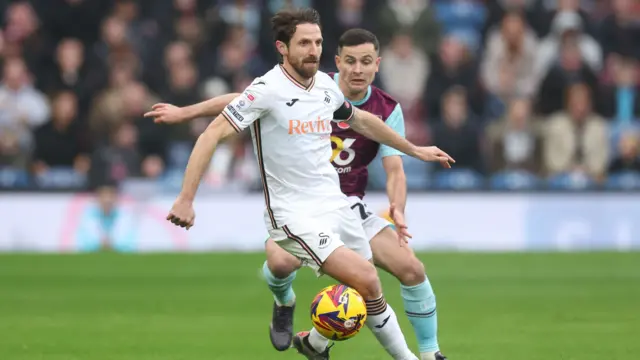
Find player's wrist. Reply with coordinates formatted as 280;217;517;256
179;106;196;121
406;144;419;158
177;192;195;203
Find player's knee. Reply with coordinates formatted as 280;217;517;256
395;257;426;286
267;254;300;278
265;240;301;278
354;262;382;300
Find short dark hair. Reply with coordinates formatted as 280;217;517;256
337;29;380;54
271;8;322;45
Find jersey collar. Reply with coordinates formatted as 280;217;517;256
333;73;371;106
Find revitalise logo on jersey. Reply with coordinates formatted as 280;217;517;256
288;117;332;135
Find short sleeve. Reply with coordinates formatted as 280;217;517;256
379;104;406;157
221;78;271;132
325;79;354;123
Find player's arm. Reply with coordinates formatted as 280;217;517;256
379;105;407;214
180;93;241;120
177;83;269;202
178;115;238;201
333;102;418;158
144;93;241;124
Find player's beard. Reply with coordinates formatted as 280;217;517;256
289;55;319;79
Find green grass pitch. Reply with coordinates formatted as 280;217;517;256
1;252;639;360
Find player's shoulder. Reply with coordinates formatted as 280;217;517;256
369;85;399;108
248;66;282;90
314;70;338;88
369;85;401;119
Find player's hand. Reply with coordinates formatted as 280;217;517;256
144;103;186;124
414;146;455;169
167;196;195;230
389;203;411;246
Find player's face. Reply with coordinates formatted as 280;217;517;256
335;43;380;94
282;23;323;79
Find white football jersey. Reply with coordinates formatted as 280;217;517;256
221;64;354;230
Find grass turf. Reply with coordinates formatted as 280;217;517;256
0;252;638;360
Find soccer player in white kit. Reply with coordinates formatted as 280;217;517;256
164;8;453;360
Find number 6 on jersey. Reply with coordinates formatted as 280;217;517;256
331;136;356;168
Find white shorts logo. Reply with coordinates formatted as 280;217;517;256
318;232;331;249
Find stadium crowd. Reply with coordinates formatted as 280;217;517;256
0;0;639;191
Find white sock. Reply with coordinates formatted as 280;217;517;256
365;296;418;360
420;351;438;360
308;327;329;353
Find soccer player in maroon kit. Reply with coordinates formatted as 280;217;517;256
146;28;447;360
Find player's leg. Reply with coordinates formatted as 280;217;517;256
289;207;418;360
263;238;301;351
370;226;445;360
264;238;300;306
311;241;418;360
335;206;420;360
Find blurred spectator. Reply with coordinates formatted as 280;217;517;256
161;60;200;141
423;34;484;119
535;11;602;79
320;0;374;67
543;83;608;180
431;86;483;173
89;122;141;187
379;31;429;107
112;0;158;63
608;129;640;173
0;127;26;168
536;33;598;115
164;41;192;70
599;0;640;62
35;0;110;45
2;1;52;78
209;0;262;46
90;80;161;146
481;11;539;116
432;0;486;55
32;91;89;174
88;62;136;142
0;57;50;166
118;82;167;175
214;27;265;84
598;55;640;123
483;0;547;38
539;0;597;37
93;16;138;71
375;0;441;54
486;98;542;174
42;38;102;114
75;184;135;252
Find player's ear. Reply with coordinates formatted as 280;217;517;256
334;55;341;68
275;40;288;57
375;57;381;73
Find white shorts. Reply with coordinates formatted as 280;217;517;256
269;205;372;276
346;196;393;241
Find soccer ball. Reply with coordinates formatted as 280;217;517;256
310;284;367;341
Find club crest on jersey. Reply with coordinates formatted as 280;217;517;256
324;91;331;105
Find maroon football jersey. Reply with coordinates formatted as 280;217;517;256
328;73;400;199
